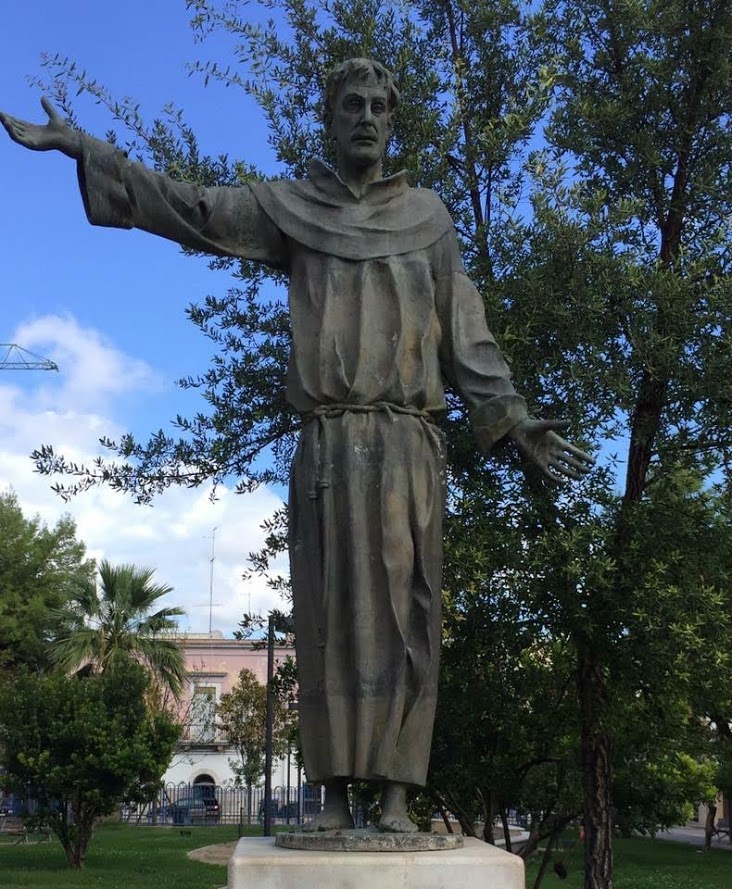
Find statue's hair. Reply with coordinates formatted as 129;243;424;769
323;58;400;127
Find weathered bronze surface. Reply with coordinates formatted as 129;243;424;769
0;57;593;836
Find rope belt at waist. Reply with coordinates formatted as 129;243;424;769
304;401;435;424
303;402;437;499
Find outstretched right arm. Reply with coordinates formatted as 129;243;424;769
0;97;81;159
0;99;285;268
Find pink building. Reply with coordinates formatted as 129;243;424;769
162;631;296;789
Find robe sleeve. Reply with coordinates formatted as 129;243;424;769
76;134;286;268
434;232;528;451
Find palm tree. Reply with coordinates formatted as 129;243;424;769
50;560;187;699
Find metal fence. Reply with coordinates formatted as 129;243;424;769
119;782;323;828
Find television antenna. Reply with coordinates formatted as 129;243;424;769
208;526;218;635
192;528;223;635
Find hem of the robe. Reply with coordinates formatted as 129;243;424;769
304;771;428;789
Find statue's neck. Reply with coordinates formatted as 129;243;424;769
335;158;383;199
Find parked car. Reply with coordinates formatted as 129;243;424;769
0;795;21;817
257;784;322;823
163;790;220;825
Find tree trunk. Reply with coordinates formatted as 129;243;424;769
531;834;556;889
578;650;613;889
438;802;453;834
65;800;95;868
477;787;496;844
500;807;513;852
54;804;82;869
442;789;478;838
60;833;80;868
704;801;717;852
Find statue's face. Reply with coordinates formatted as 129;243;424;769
331;78;393;172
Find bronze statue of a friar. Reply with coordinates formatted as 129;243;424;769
1;58;593;834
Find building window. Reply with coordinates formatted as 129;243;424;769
189;685;217;742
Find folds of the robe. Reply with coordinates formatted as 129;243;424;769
289;408;445;786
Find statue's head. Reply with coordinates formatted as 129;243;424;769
324;58;400;174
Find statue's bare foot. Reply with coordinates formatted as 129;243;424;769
302;779;353;832
378;781;418;834
378;811;419;833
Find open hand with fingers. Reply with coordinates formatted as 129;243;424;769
0;97;81;159
509;418;594;483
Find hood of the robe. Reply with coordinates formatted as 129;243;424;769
250;159;454;261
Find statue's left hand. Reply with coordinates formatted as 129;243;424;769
509;418;594;483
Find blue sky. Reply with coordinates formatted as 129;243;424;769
1;1;289;633
1;2;614;636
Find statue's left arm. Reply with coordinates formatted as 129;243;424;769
434;232;593;483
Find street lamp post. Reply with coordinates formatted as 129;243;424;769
263;613;276;837
263;611;295;838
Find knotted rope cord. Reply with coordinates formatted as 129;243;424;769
303;402;436;499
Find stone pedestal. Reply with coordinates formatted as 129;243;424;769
228;836;524;889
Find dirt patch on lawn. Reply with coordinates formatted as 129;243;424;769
188;840;238;866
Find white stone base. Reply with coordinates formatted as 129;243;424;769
228;836;524;889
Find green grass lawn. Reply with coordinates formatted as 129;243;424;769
1;824;729;889
526;834;732;889
0;822;246;889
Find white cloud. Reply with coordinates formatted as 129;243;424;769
0;314;287;635
12;314;162;410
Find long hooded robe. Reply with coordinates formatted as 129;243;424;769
77;141;528;787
